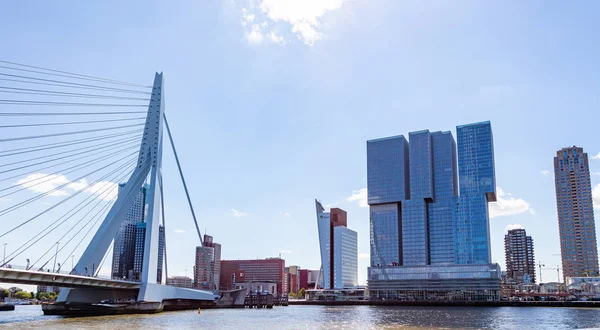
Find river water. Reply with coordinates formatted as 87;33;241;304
1;305;600;329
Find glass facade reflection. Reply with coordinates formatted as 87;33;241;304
454;121;496;265
366;121;500;301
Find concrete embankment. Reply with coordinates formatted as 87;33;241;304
289;300;600;308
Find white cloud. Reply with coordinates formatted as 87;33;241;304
592;152;600;160
347;188;368;208
237;0;348;46
268;31;285;44
0;198;12;203
506;224;523;231
489;187;534;218
593;184;600;210
16;174;70;196
280;249;293;254
358;253;369;259
231;209;248;217
541;170;550;176
280;212;291;216
16;173;119;201
174;229;186;234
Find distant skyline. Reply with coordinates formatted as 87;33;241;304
2;1;600;289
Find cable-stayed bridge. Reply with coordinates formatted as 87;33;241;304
0;60;225;314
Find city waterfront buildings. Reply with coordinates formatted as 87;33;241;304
220;258;286;293
194;234;221;291
299;269;319;290
286;265;300;294
554;146;599;278
111;183;148;280
166;276;193;289
366;121;501;301
316;202;358;289
111;183;165;283
504;228;536;283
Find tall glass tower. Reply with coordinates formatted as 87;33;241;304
454;121;496;265
366;121;501;301
554;146;599;278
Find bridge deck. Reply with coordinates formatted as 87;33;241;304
0;267;140;290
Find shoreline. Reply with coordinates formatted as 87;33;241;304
289;300;600;308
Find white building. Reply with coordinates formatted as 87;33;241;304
316;204;332;289
316;199;358;290
334;226;358;288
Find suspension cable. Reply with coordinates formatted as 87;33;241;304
0;138;140;175
0;129;140;156
164;113;216;290
33;183;122;272
0;100;147;107
0;73;152;94
1;161;135;267
0;156;138;220
0;111;147;116
0;136;140;169
0;60;152;88
0;123;144;143
0;78;151;95
0;87;150;101
64;157;151;276
0;117;145;129
0;139;140;185
0;148;139;199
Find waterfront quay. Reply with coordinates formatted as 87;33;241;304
289;299;600;308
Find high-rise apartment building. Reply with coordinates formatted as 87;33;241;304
504;228;535;283
111;183;165;283
554;146;599;278
112;184;148;280
316;201;358;289
367;121;501;301
194;234;221;291
132;222;165;283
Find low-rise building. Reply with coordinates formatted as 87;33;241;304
220;258;286;293
166;276;193;289
234;281;278;296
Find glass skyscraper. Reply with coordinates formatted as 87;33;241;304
367;121;501;301
316;200;358;289
554;146;599;278
112;183;165;283
454;122;496;265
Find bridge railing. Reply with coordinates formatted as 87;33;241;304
0;264;114;279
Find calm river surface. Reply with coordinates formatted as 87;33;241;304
1;305;600;329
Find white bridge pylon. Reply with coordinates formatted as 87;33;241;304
58;73;218;303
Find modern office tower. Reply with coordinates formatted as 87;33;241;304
316;201;358;289
367;121;501;301
454;122;496;265
504;228;536;283
132;222;165;283
554;146;599;278
334;226;358;288
220;258;286;293
194;234;222;291
112;184;148;280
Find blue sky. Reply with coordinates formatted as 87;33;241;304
1;0;600;288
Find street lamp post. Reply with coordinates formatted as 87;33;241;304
71;255;75;273
53;242;60;273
